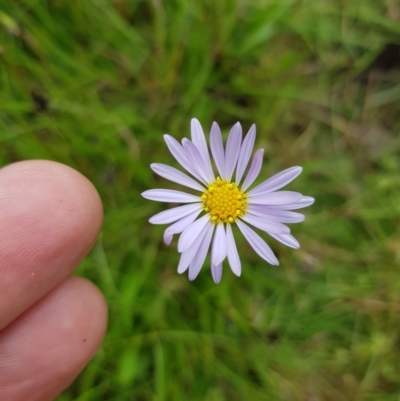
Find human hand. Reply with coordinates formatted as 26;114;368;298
0;160;108;401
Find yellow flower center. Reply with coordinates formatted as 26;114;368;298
201;177;248;224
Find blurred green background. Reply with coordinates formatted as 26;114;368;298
1;0;400;400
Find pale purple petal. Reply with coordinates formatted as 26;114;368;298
249;191;303;206
225;122;242;181
210;122;225;179
236;219;279;265
190;118;214;181
164;134;207;184
151;163;205;192
241;214;290;235
235;124;256;184
241;149;264;192
265;196;315;210
248;166;303;196
246;205;305;223
177;249;195;274
163;209;202;245
182;139;215;183
294;196;315;208
269;233;300;249
149;203;203;225
211;263;223;284
177;222;209;273
142;189;200;203
178;214;210;253
189;223;215;281
211;223;227;266
226;224;241;276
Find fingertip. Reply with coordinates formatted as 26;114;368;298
3;159;103;230
0;160;104;329
0;276;108;401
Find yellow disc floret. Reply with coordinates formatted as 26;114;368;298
202;177;248;224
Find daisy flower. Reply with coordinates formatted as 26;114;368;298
142;118;314;283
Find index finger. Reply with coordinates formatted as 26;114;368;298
0;160;103;330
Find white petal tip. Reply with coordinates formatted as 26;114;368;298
177;266;188;274
211;264;223;284
301;196;315;206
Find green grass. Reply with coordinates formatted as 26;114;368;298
1;0;400;399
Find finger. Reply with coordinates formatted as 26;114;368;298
0;276;108;401
0;160;103;329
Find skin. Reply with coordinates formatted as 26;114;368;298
0;160;108;401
